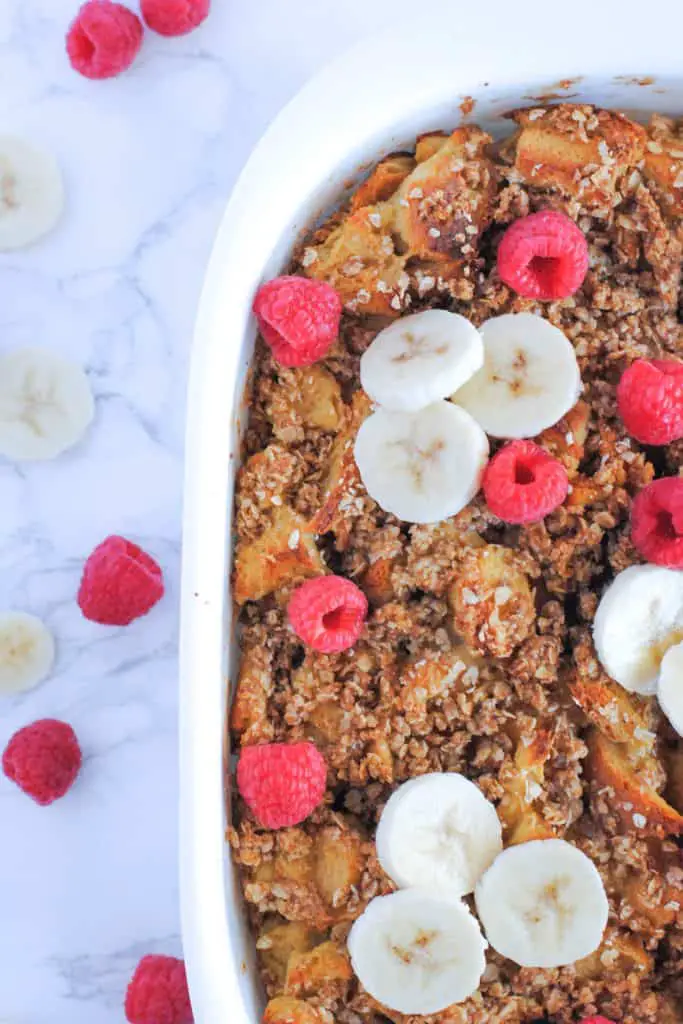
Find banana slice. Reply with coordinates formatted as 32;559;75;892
474;839;608;968
0;611;55;695
593;564;683;695
658;640;683;736
0;347;94;461
0;136;65;250
354;401;489;524
453;313;581;438
348;889;487;1014
360;310;484;412
376;773;502;896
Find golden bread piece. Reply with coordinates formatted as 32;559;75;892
511;104;646;209
303;206;408;316
574;926;653;979
391;125;496;263
350;152;416;211
313;824;365;908
568;640;657;749
398;646;482;717
257;921;322;990
263;997;322;1024
498;726;557;845
361;554;399;607
643;115;683;218
305;699;346;747
309;391;373;539
587;730;683;838
448;544;535;658
233;506;325;604
415;130;449;163
266;366;344;436
621;846;683;930
284;941;353;997
248;820;366;929
231;644;274;745
536;400;590;478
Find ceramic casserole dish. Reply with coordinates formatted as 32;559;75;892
180;7;683;1022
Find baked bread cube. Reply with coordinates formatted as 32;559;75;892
302;206;408;316
447;544;535;658
308;391;373;540
284;941;352;998
257;920;322;990
587;729;683;838
574;926;652;980
643;114;683;219
391;125;496;263
233;506;325;605
263;997;322;1024
231;644;274;745
266;366;344;439
498;726;557;845
510;104;646;210
350;152;416;211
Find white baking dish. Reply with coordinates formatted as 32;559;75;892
179;7;683;1021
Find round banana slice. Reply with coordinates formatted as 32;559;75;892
474;839;608;969
360;310;484;412
354;401;489;524
593;564;683;694
453;313;581;438
0;136;65;250
0;611;55;695
348;889;487;1014
0;347;95;461
658;640;683;736
376;773;502;896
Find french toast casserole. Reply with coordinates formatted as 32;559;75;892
228;103;683;1024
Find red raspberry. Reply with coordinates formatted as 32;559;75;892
631;477;683;569
483;439;568;524
497;210;589;300
236;742;326;829
141;0;209;36
66;1;143;80
617;358;683;445
2;719;81;805
78;536;164;626
253;276;342;367
125;955;193;1024
577;1018;618;1024
288;575;368;652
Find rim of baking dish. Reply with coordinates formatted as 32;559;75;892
180;6;683;1022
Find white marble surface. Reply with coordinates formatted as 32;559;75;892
0;0;408;1019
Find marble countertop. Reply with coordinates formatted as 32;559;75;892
0;1;400;1019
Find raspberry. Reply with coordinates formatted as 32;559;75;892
577;1018;618;1024
617;358;683;445
125;955;193;1024
483;440;568;524
66;1;143;80
253;276;342;367
287;575;368;652
2;719;81;805
497;210;589;300
141;0;209;36
631;477;683;569
78;536;164;626
236;742;326;829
